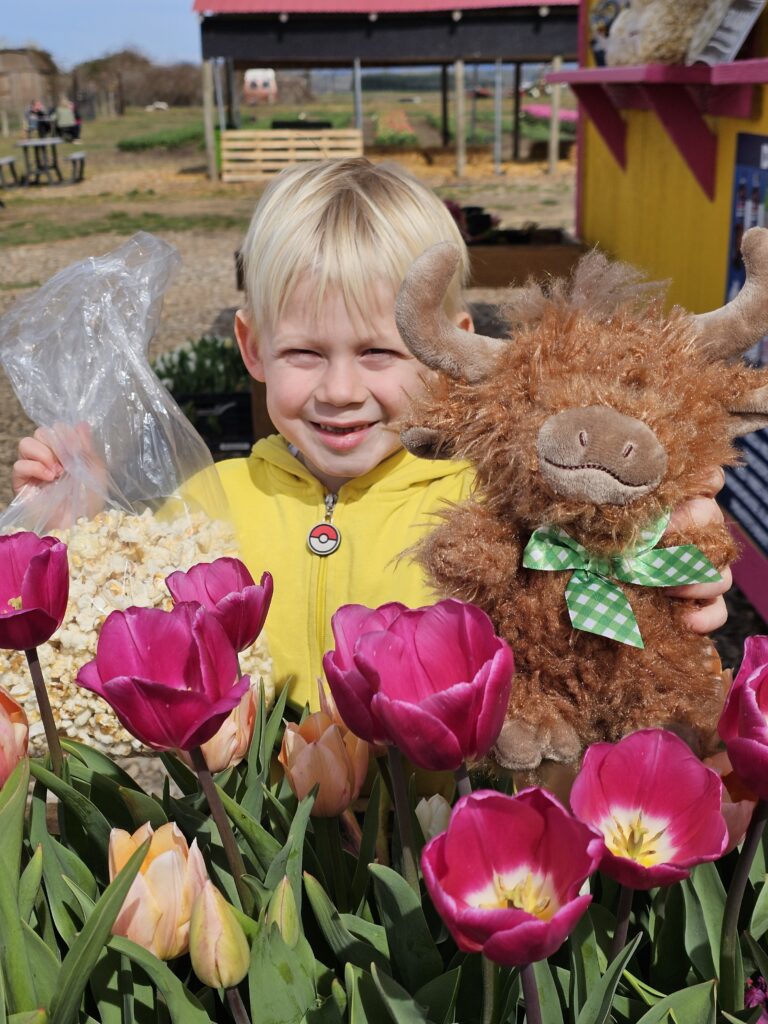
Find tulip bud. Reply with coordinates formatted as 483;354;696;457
415;794;452;841
0;686;28;790
278;711;368;817
189;881;251;989
266;876;300;948
109;822;208;959
179;681;258;774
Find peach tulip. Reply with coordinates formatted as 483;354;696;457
278;711;368;817
0;686;28;789
109;822;208;959
189;881;250;989
179;681;258;774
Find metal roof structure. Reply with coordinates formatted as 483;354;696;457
194;1;579;66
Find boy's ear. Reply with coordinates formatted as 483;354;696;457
234;309;265;382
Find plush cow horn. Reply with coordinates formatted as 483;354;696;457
692;227;768;361
395;242;506;383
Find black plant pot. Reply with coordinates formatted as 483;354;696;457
176;392;254;461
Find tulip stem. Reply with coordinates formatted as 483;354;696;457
314;816;350;912
455;763;472;798
387;747;420;894
720;798;768;1012
520;963;543;1024
190;745;252;913
609;885;634;963
226;986;251;1024
481;956;497;1024
25;647;63;775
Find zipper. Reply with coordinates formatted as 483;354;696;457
310;491;340;687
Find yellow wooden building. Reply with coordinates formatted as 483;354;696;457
552;5;768;311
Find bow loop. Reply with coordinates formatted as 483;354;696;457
522;516;721;648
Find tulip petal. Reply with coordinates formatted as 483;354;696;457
0;608;59;651
482;895;593;966
94;606;202;690
101;675;249;751
144;848;188;959
21;541;69;633
371;693;464;770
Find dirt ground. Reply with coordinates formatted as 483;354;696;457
0;146;576;503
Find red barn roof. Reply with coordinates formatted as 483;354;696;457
194;0;573;12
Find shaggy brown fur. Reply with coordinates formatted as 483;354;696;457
399;239;768;771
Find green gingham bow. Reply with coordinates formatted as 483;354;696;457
522;515;721;648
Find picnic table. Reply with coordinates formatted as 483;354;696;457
15;137;63;185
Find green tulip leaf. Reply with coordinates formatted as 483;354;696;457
18;847;43;925
0;760;38;1014
248;919;316;1024
29;760;112;859
751;879;768;942
214;781;280;873
339;915;390;959
413;968;460;1024
648;884;688;993
7;1013;48;1023
574;931;642;1024
568;908;602;1017
109;937;214;1023
623;969;666;1007
681;863;725;981
370;963;433;1023
48;839;149;1024
531;959;565;1024
265;791;316;914
744;933;768;1000
0;960;7;1024
721;1011;766;1024
28;787;97;945
369;863;443;993
157;751;198;796
88;947;158;1024
304;873;390;975
345;964;391;1024
19;922;59;1013
260;679;290;772
350;775;382;911
59;738;142;790
634;979;716;1024
117;786;169;830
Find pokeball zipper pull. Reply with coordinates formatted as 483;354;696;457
307;492;341;555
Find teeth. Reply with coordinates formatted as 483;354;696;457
317;424;366;433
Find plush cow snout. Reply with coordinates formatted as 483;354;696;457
537;405;667;505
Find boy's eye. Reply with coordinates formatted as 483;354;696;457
362;348;398;359
284;348;321;362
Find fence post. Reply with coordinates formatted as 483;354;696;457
202;59;219;182
455;59;465;177
548;55;562;175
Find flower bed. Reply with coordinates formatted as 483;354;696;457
0;530;767;1023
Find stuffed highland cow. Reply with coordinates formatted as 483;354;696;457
395;228;768;773
604;0;731;66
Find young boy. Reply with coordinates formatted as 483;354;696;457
13;158;730;708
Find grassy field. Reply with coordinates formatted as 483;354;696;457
0;98;576;254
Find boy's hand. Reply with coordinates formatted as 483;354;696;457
13;427;66;492
663;468;730;635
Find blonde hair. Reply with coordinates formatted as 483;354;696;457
241;157;469;332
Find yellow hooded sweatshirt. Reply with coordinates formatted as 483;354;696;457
215;435;475;708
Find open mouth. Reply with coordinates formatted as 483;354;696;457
542;458;651;489
313;422;373;435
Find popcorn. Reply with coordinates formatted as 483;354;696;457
0;507;274;755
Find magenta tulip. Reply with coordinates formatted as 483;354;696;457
570;729;728;890
322;602;405;745
166;558;272;654
325;599;514;771
422;788;602;966
0;532;68;650
76;603;250;750
719;636;768;800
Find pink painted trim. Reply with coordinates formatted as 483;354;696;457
639;82;716;198
195;0;575;11
571;83;626;167
728;519;768;625
549;64;713;85
711;58;768;84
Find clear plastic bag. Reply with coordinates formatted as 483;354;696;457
0;233;272;754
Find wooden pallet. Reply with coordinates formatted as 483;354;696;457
221;129;364;182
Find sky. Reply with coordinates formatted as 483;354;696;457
1;0;202;69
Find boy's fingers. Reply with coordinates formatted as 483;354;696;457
12;458;57;488
664;565;732;601
666;496;724;534
17;437;63;475
680;595;728;635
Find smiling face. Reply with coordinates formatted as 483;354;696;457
237;275;457;491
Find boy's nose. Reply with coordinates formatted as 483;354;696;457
316;362;366;406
